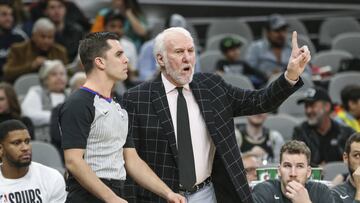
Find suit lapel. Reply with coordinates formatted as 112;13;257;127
151;76;179;164
190;81;219;144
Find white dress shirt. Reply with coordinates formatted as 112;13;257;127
161;73;216;185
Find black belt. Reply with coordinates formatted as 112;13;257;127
100;178;125;189
179;177;212;195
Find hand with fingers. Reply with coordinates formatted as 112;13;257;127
284;181;312;203
286;31;312;81
166;192;186;203
352;167;360;200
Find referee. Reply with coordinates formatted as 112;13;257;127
59;32;185;203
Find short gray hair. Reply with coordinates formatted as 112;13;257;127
69;71;86;90
39;59;65;82
153;27;194;69
32;18;55;34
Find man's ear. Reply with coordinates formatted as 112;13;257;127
156;54;165;67
306;165;312;179
94;57;105;70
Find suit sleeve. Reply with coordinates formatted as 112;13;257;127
223;73;304;116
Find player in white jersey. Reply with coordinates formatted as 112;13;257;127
0;119;66;203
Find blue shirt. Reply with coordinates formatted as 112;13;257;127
245;38;292;77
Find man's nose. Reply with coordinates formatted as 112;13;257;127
21;143;30;151
290;167;297;176
183;51;191;62
123;55;129;64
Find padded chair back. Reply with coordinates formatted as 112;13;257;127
206;19;253;42
14;73;40;100
319;17;360;47
31;141;64;170
223;73;254;89
199;51;223;73
263;114;301;141
332;32;360;58
312;50;353;73
322;161;348;181
328;71;360;104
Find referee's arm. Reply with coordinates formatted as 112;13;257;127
64;149;127;203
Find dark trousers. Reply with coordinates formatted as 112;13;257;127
66;178;125;203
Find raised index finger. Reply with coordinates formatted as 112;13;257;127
291;31;298;50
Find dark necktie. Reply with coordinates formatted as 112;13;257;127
176;87;196;190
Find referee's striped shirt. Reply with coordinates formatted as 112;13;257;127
59;87;134;180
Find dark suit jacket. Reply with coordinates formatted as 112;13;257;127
123;73;303;203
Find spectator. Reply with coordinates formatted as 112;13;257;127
45;0;84;62
9;0;33;37
91;0;148;50
334;85;360;132
21;59;68;142
0;2;26;78
29;0;90;31
236;113;285;163
332;132;360;203
3;18;68;83
50;71;86;160
252;140;334;203
242;153;261;182
293;87;355;166
104;11;137;71
0;119;66;203
216;36;267;88
245;14;310;79
0;82;34;139
68;71;86;92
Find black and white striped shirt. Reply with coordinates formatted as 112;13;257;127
60;87;133;180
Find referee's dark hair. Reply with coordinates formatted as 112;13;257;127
78;32;119;74
0;120;27;142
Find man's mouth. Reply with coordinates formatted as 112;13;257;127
183;67;190;71
20;153;31;160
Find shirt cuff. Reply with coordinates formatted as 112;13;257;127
284;71;299;86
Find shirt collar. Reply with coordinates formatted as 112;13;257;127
161;73;190;94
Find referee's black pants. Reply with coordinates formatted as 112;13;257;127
65;178;125;203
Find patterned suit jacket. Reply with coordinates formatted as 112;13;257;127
123;73;303;203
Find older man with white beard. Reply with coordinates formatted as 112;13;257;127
123;27;311;203
293;87;354;166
